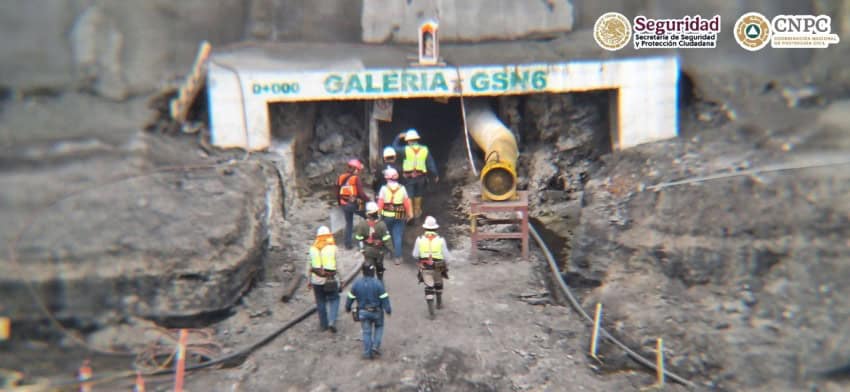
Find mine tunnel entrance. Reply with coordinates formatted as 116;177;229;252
378;97;465;173
378;98;466;253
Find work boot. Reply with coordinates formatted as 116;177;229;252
427;299;435;319
328;323;337;334
414;197;424;219
436;293;442;309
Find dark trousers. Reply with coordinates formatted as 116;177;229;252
312;284;340;329
342;202;365;249
405;175;425;198
364;252;386;281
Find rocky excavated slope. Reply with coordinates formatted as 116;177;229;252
566;100;850;391
0;129;282;328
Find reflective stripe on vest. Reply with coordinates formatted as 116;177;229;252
418;234;444;260
310;244;337;270
381;184;406;204
380;184;406;218
403;145;428;173
338;174;358;199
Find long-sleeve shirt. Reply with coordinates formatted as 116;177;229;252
305;246;343;286
376;182;412;219
345;277;391;314
412;235;451;261
337;172;371;206
392;138;439;177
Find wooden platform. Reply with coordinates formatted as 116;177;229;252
470;191;529;261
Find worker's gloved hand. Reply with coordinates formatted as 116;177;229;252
434;176;440;184
441;270;449;279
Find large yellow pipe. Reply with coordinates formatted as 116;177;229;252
466;100;518;201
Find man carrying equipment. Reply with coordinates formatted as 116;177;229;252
353;202;394;282
412;216;450;319
345;263;392;360
307;226;342;333
337;158;370;250
377;167;413;265
392;129;438;221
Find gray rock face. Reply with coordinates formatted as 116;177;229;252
0;132;280;325
361;0;575;43
0;0;246;95
70;5;128;101
568;121;850;389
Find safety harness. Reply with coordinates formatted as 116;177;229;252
337;172;358;205
381;184;406;219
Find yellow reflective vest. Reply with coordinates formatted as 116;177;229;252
403;144;429;173
309;244;337;273
417;233;444;260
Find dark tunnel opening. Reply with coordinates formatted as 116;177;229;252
378;98;465;174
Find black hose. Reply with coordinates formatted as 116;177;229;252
529;223;697;389
46;260;364;388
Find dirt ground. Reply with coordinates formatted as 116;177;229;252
149;179;686;392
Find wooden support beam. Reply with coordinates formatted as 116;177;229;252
170;41;212;128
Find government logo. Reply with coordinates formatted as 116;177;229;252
594;12;632;51
735;12;840;50
734;12;771;51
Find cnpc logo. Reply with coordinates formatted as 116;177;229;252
773;14;832;33
734;12;840;51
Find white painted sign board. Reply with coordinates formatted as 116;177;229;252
207;56;680;152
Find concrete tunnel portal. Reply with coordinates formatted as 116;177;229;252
206;42;680;204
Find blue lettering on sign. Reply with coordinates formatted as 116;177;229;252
469;70;547;92
252;82;300;95
321;69;548;95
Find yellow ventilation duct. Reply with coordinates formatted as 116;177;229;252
465;100;518;201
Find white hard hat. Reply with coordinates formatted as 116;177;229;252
384;167;399;180
365;201;379;214
316;226;331;236
405;129;421;141
422;216;439;230
382;146;396;158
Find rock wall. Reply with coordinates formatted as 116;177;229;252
567;101;850;389
361;0;575;43
0;131;278;326
1;0;247;98
3;0;847;98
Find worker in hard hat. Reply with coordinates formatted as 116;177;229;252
372;146;404;195
337;158;371;250
353;201;394;282
376;167;413;265
307;225;343;333
345;262;392;360
412;216;450;319
392;128;438;221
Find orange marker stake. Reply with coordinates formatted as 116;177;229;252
173;329;188;392
0;316;10;341
134;370;146;392
78;359;92;392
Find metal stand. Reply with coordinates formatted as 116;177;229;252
470;191;529;261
